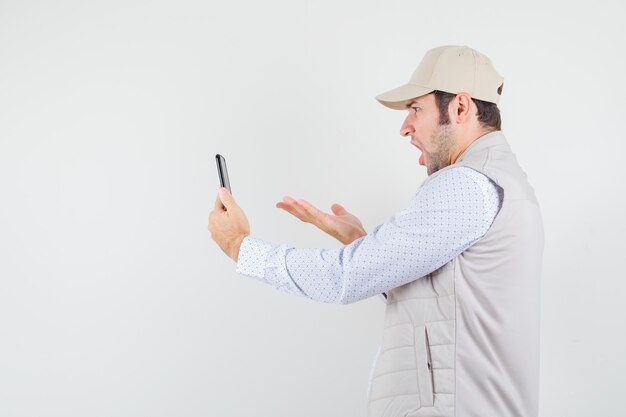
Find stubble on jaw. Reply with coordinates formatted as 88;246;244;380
425;123;456;176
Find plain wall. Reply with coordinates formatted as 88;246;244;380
1;0;624;416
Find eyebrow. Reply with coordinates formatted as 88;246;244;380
405;100;421;109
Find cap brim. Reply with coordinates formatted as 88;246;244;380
375;84;434;110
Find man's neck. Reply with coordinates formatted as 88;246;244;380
450;129;496;164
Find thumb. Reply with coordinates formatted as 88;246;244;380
218;187;236;210
331;203;348;216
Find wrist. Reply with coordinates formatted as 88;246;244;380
231;233;249;262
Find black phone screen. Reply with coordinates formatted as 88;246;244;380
215;154;231;194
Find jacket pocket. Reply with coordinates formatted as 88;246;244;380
414;325;434;407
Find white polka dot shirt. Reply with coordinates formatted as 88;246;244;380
236;166;502;304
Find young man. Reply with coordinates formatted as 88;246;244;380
209;45;544;417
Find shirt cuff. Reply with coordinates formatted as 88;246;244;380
236;236;276;279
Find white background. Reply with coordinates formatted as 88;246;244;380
1;0;624;416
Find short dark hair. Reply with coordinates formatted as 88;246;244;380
433;90;502;131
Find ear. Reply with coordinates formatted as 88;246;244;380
454;93;473;123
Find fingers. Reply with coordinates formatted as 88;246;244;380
214;192;225;211
218;187;237;210
214;187;239;213
276;196;316;223
331;203;348;216
275;196;296;212
297;199;326;220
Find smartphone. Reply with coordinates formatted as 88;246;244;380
215;154;231;194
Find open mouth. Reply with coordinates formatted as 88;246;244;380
411;141;425;166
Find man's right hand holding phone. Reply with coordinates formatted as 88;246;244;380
276;197;367;245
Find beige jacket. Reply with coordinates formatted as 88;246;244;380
367;131;544;417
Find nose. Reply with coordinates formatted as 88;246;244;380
400;114;414;138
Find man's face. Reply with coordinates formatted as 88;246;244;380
400;92;456;176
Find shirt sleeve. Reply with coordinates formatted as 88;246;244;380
235;166;502;304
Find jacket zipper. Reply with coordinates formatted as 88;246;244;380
424;326;435;402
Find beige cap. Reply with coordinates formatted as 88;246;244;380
375;45;504;110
